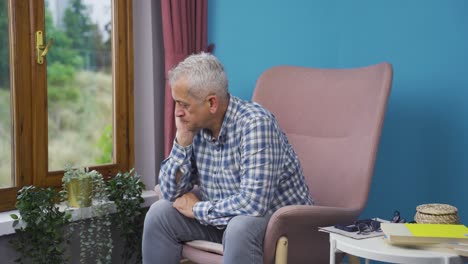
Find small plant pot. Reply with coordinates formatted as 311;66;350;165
67;178;92;208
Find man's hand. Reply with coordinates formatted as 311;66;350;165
175;117;196;147
173;192;199;218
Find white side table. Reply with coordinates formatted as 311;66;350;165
329;232;467;264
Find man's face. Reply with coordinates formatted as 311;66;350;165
171;78;211;132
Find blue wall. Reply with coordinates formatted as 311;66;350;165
208;0;468;223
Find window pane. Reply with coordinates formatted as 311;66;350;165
0;0;12;188
46;0;113;171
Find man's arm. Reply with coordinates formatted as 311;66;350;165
173;192;199;218
192;117;282;226
159;119;198;201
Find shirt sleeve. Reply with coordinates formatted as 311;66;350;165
192;117;282;227
158;139;197;201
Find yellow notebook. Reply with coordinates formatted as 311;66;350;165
381;223;468;245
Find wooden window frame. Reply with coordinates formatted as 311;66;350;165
0;0;134;211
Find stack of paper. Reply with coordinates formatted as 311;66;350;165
318;218;388;240
318;225;384;240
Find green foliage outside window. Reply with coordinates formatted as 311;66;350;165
44;0;114;167
1;0;114;183
0;0;9;89
0;0;11;188
95;124;113;164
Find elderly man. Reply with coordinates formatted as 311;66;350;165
142;53;313;264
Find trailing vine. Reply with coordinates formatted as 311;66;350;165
107;169;145;263
61;167;113;264
10;186;71;264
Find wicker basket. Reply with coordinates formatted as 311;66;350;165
414;203;459;224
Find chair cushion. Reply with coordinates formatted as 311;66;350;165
184;240;224;255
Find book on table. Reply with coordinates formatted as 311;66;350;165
381;223;468;245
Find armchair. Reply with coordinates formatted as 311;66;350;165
180;63;393;264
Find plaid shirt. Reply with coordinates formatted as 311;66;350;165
159;96;313;227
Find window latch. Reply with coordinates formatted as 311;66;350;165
35;30;53;64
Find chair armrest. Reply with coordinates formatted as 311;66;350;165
263;205;361;264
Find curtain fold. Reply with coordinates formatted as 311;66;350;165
161;0;208;157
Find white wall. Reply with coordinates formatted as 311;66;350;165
133;0;165;190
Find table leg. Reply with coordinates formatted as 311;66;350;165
348;255;370;264
348;255;360;264
330;238;336;264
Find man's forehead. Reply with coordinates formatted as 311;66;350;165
172;75;189;87
172;78;188;93
172;81;193;102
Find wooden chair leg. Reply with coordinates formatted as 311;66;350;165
348;254;361;264
275;236;288;264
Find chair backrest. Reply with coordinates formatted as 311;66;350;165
252;63;393;212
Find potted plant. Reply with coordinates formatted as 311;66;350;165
10;168;145;264
107;169;146;263
61;166;113;264
10;186;71;264
62;166;104;208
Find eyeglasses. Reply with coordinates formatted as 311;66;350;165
391;210;417;224
354;219;382;235
392;210;406;223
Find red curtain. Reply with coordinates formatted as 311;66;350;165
161;0;209;157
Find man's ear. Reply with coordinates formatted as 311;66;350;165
207;95;218;113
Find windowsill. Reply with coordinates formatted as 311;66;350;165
0;190;158;237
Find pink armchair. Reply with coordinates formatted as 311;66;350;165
180;63;393;264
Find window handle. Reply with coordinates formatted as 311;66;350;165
35;30;53;64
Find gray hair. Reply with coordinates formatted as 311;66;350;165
168;52;229;102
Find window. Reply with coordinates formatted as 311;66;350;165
0;0;12;189
0;0;134;211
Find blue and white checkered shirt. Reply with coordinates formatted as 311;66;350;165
159;95;313;227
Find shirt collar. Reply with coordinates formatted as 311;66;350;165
202;95;238;144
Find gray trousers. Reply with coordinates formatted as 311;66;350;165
142;199;270;264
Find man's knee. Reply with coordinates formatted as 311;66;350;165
145;199;177;228
224;215;269;243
